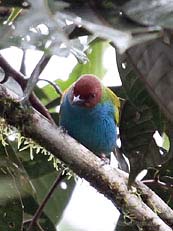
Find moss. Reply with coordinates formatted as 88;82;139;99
0;98;32;134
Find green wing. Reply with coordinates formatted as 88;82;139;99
102;86;120;124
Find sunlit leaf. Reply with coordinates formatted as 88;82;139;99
162;133;170;151
34;86;50;105
57;39;107;92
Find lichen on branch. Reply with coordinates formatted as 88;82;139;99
0;84;172;231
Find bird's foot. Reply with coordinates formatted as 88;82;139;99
100;153;110;166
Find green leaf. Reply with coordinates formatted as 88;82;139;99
117;53;170;185
0;144;24;230
23;195;57;231
13;137;76;227
32;172;75;225
0;197;23;231
21;154;56;179
41;84;60;108
34;86;51;105
162;133;170;151
10;139;55;179
56;39;108;92
116;214;138;231
126;39;173;121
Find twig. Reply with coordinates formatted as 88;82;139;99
20;49;27;75
39;78;63;97
0;54;53;122
27;169;66;231
23;219;44;231
136;179;173;226
23;54;51;102
142;179;173;194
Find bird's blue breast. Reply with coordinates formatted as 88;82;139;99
60;94;117;156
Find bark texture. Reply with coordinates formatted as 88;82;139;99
0;85;172;231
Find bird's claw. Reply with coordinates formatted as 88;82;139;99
100;153;110;166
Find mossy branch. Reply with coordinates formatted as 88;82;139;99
0;85;172;231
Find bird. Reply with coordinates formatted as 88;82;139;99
59;74;120;159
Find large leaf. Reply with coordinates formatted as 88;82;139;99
0;144;24;230
0;140;56;230
117;53;171;185
23;194;57;231
32;172;75;225
60;1;161;53
143;124;173;209
0;141;55;231
55;39;107;90
123;0;173;28
126;38;173;122
21;154;56;179
14;138;76;228
6;135;75;230
0;0;162;53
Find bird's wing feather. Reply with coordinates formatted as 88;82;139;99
102;87;120;124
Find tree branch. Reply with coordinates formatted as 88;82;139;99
0;85;173;231
135;178;173;227
27;169;66;231
23;54;51;102
0;54;53;122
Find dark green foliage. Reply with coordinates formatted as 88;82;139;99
0;0;30;8
116;214;138;231
0;134;76;230
116;53;173;185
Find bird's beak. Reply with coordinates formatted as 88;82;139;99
72;95;85;105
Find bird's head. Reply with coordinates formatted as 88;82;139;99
71;74;102;108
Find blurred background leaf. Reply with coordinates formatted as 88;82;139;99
123;0;173;28
0;0;30;8
14;138;76;229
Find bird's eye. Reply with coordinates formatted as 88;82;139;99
90;93;96;98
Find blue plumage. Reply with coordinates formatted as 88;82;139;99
60;90;117;157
